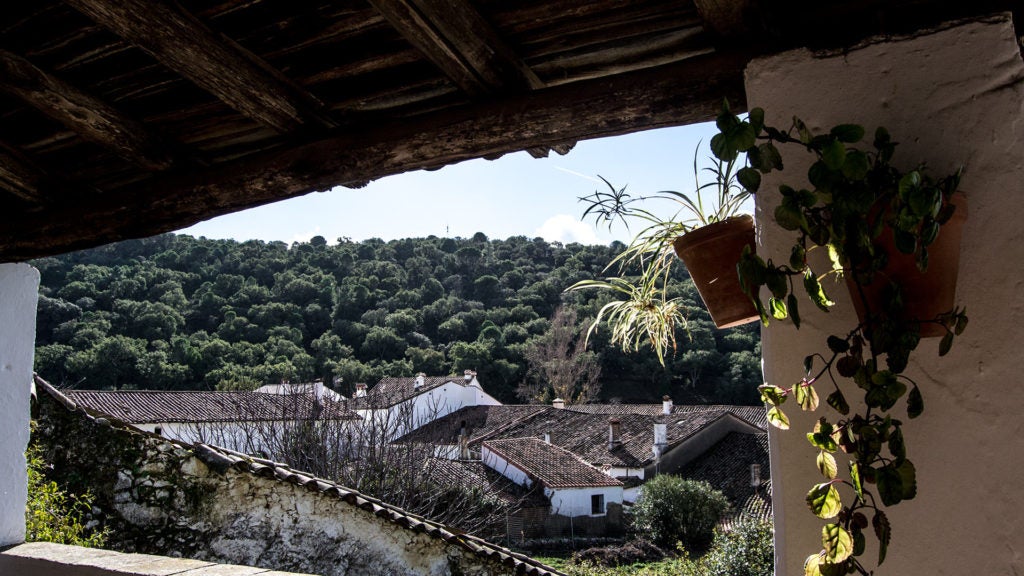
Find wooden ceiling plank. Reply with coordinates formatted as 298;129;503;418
369;0;543;95
0;140;47;204
64;0;334;133
0;50;751;262
0;49;174;171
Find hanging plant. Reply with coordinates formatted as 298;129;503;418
712;103;968;575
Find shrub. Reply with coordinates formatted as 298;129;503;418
25;440;107;547
572;538;666;567
631;476;729;549
700;519;774;576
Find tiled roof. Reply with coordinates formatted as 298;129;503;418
394;405;547;445
350;375;467;409
566;403;768;429
37;376;565;576
483;438;623;490
399;404;763;469
65;389;360;424
427;458;549;508
676;431;771;506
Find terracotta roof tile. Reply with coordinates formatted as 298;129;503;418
65;389;360;424
483;437;623;489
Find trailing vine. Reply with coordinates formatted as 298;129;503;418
712;103;967;575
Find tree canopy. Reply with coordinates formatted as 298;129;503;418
32;233;761;404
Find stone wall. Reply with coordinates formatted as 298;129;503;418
35;384;559;576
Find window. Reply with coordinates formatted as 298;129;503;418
591;493;605;515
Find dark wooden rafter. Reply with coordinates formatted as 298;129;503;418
0;140;48;204
368;0;568;158
694;0;755;39
0;49;174;171
0;51;751;261
63;0;335;134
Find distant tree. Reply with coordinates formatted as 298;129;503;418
517;306;601;404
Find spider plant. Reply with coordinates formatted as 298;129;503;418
569;146;750;363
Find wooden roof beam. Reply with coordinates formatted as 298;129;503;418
0;140;48;204
0;49;174;171
369;0;568;157
65;0;334;134
0;50;750;262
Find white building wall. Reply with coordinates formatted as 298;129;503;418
746;15;1024;575
547;486;623;517
480;446;532;488
0;263;39;546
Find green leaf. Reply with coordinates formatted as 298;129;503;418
939;331;954;356
737;167;762;192
710;132;732;161
841;150;869;180
795;382;819;411
821;139;846;170
790;244;807;270
804;553;826;576
748;107;765;133
850;462;864;503
730;122;757;152
775;203;806;231
907;385;924;418
898;171;922;197
806;482;842;519
889;426;906;460
898;459;917;500
804;270;835;312
817;451;838;479
770;297;788;320
759;384;787;406
836;356;860;378
909;186;941;218
807;420;838;452
766;271;788;299
955;313;969;335
826;390;850;415
830;124;865;143
876;464;903;506
756;142;783;172
822;523;854;563
803;354;814;374
767;406;790;430
873;511;891;565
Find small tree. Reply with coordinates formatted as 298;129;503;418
632;476;729;550
700;519;774;576
517;306;601;404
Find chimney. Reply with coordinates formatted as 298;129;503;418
750;463;762;489
543;432;551;444
662;395;673;415
459;431;471;460
313;379;325;401
464;370;480;388
414;373;426;388
608;417;622;450
355;383;367;398
552;398;565;409
652;421;667;458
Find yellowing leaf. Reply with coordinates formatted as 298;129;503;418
817;451;838;480
822;523;854;563
806;482;842;519
767;406;790;430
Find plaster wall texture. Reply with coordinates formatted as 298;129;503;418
745;14;1024;575
547;487;622;518
0;263;40;546
481;445;532;488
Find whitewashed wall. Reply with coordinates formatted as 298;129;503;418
746;14;1024;575
547;486;623;518
0;263;39;546
480;445;532;488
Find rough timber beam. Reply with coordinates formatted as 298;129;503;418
0;141;47;204
368;0;562;157
0;50;174;171
64;0;334;134
0;51;750;262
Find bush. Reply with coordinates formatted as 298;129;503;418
631;476;729;549
572;538;666;567
700;519;774;576
25;440;107;547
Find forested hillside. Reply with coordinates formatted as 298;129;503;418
31;233;761;404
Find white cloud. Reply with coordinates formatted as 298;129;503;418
288;225;325;245
534;215;601;245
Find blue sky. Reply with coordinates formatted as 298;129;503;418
178;121;722;246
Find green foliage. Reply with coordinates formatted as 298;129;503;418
700;519;774;576
31;233;761;404
632;476;730;549
715;102;967;573
25;438;107;547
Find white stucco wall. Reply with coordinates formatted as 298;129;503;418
480;446;532;488
548;486;623;518
746;14;1024;575
0;263;40;546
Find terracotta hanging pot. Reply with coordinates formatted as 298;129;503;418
847;192;967;338
672;214;760;329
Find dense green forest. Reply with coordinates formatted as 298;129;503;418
31;233;761;404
